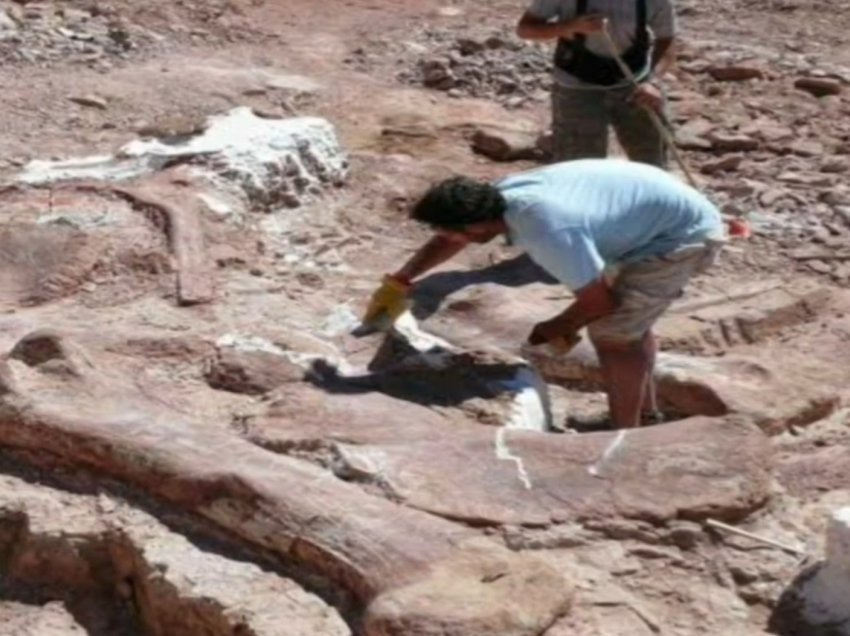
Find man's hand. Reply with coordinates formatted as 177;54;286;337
362;275;411;326
517;11;605;41
527;278;617;348
563;14;606;37
631;82;664;114
528;317;579;347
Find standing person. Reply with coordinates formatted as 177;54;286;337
516;0;676;166
361;160;725;429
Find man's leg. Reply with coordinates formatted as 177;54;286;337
588;244;721;428
608;86;667;167
640;330;659;417
593;332;655;428
551;83;608;162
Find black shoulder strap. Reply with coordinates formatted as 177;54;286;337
637;0;647;30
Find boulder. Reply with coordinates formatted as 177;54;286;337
205;346;305;394
708;65;764;82
470;126;543;162
706;131;759;152
795;77;843;97
701;155;742;174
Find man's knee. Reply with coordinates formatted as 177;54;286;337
589;331;646;353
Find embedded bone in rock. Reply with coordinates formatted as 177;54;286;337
109;167;215;306
0;332;573;636
18;107;348;208
325;312;553;430
0;475;351;636
250;386;772;526
527;339;838;434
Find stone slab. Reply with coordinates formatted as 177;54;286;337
252;384;773;526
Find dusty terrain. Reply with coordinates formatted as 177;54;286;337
1;0;850;634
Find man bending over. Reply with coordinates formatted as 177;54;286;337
362;159;725;429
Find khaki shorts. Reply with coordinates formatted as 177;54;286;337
588;241;723;344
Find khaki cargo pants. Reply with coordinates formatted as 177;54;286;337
551;82;667;167
588;241;723;344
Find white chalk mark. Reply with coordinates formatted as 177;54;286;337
495;428;533;490
587;429;627;478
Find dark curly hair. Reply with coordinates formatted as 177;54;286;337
410;177;507;229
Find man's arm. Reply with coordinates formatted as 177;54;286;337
516;10;605;41
651;36;675;74
392;234;469;283
631;35;676;112
528;278;617;344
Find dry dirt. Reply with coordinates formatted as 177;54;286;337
1;0;850;634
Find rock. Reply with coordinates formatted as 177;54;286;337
668;521;705;550
0;602;86;635
68;94;108;109
822;158;849;174
760;188;790;207
789;140;826;157
471;126;542;162
752;123;795;143
708;65;764;82
835;206;850;227
821;189;850;206
205;346;305;394
457;37;485;55
676;119;714;150
137;114;207;138
421;58;455;90
795;77;843;97
778;172;834;187
701;155;742;174
706;131;759;152
0;9;19;34
806;260;833;275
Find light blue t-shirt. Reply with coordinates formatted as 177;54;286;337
498;160;723;291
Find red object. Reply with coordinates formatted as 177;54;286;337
728;218;752;239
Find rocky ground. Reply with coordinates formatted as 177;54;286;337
1;0;850;634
